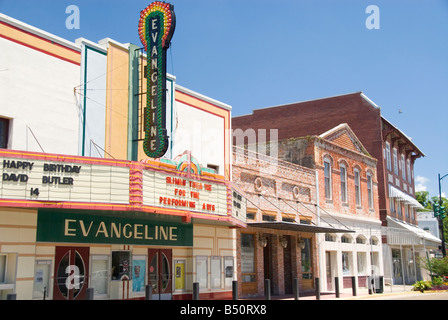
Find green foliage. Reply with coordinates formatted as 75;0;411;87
413;280;432;292
428;257;448;278
432;276;444;286
412;277;448;292
416;191;431;209
415;191;448;244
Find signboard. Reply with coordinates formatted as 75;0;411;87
0;157;129;203
142;169;228;217
138;1;176;158
36;210;193;246
231;188;247;223
0;150;246;227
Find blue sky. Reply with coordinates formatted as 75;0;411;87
1;0;447;198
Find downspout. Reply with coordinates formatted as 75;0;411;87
315;169;323;291
82;45;88;156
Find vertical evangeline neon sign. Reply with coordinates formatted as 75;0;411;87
138;2;176;158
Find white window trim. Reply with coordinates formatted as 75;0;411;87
340;163;347;203
354;168;361;206
324;158;332;200
385;142;391;171
367;172;374;209
393;148;398;175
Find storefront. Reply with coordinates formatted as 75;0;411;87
382;217;441;285
0;149;244;300
232;147;353;298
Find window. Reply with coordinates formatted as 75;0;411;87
354;169;361;206
33;260;51;299
401;154;406;180
367;172;373;209
385;142;391;171
0;118;9;149
196;256;208;289
356;236;366;244
211;256;222;289
392;249;402;281
91;255;109;296
390;197;395;212
405;204;409;218
393;148;398;175
207;164;219;174
262;213;276;221
340;164;347;203
324;159;332;199
396;200;402;216
246;208;256;221
241;233;256;284
357;252;367;275
282;214;295;223
301;238;312;280
0;254;6;283
407;159;412;184
341;235;352;243
111;251;131;280
175;260;186;292
132;255;146;293
224;256;234;289
342;252;352;275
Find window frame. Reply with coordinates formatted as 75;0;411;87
340;163;348;203
401;154;406;180
324;158;332;200
393;148;398;175
407;159;412;184
385;142;391;171
0;117;10;149
367;172;374;209
354;168;361;206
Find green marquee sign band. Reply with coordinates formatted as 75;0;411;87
36;210;193;246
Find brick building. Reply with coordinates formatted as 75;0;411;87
275;123;384;292
232;145;352;298
233;92;440;286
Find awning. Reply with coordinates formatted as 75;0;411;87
248;221;355;233
385;217;441;247
388;184;424;209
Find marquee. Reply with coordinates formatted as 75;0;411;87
0;149;246;227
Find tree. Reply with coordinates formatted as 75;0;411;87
416;191;431;210
416;191;448;246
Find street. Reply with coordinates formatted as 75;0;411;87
359;291;448;300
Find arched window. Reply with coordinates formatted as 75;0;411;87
341;234;352;243
324;157;332;200
354;168;361;206
356;235;366;244
367;171;374;209
340;162;348;203
325;233;336;242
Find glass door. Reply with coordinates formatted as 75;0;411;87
53;246;89;300
148;248;172;300
326;251;332;291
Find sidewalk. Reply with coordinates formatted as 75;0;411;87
249;285;417;300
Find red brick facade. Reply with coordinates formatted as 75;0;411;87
232;148;319;297
233;92;423;227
